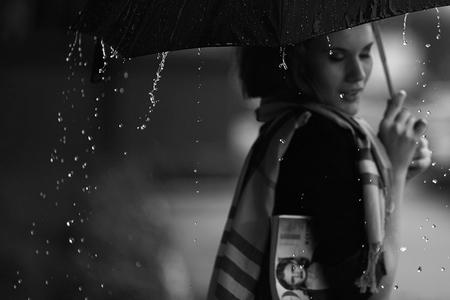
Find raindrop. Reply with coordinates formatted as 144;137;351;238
193;238;197;242
432;179;438;184
278;47;288;70
124;72;129;78
432;224;437;228
136;262;141;268
394;284;399;290
69;237;75;244
400;246;407;252
436;8;442;40
417;266;422;272
423;236;429;242
425;44;431;48
279;139;286;144
146;52;169;123
442;267;446;271
402;13;409;45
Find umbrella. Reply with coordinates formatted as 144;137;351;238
71;0;450;59
71;0;450;94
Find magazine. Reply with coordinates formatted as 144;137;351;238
269;215;330;300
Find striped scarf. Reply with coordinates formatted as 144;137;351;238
207;100;393;300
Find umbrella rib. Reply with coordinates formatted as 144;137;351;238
170;0;188;41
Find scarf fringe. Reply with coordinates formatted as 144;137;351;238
355;242;383;294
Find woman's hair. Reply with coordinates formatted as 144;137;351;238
236;46;285;98
275;257;310;291
236;44;314;99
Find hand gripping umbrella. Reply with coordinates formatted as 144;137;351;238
71;0;450;95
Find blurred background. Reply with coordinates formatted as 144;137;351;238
1;1;450;299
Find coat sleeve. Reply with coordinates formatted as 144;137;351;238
274;112;366;266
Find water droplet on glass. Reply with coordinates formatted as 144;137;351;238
432;179;438;184
193;238;197;242
394;283;399;290
400;246;407;252
69;237;74;244
417;266;422;272
441;267;446;271
279;139;286;144
425;44;431;48
339;93;344;99
432;224;436;228
136;262;141;268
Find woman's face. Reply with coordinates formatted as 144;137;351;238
301;24;374;115
283;262;306;286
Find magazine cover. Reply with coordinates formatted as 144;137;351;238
269;215;330;300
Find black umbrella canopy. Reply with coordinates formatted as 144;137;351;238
71;0;450;58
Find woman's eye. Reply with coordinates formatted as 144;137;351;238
328;50;345;61
360;51;371;59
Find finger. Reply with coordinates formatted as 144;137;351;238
396;108;413;124
384;90;407;120
413;118;428;137
419;136;429;148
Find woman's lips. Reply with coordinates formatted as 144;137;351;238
340;89;363;101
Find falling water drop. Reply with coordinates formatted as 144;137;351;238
402;13;409;45
417;266;422;272
145;51;169;126
436;8;442;40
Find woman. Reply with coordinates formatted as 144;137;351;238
208;24;432;300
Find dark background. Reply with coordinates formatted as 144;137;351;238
1;2;450;300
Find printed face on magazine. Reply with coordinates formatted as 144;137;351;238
283;262;307;286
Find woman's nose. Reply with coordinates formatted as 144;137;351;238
346;58;366;82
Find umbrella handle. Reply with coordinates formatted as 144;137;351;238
372;22;396;99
